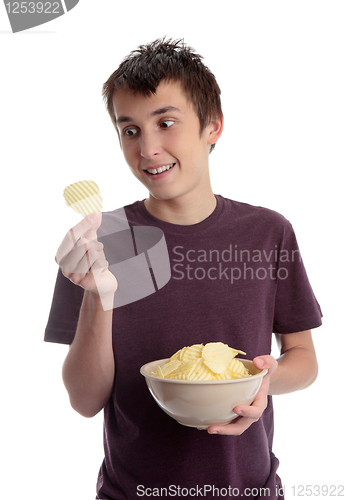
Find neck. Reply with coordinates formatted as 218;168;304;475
144;190;217;225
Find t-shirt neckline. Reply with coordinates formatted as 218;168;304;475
132;194;225;235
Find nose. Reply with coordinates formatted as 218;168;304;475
139;131;162;159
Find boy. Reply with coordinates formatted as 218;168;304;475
45;39;322;499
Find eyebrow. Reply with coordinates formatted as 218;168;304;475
116;106;181;125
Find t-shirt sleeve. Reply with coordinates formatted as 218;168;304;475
273;222;322;334
44;269;85;345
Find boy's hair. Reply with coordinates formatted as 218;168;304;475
102;38;222;152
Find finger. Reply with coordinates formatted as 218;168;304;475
75;237;103;250
70;248;104;278
75;257;111;291
253;355;278;375
208;388;269;436
84;242;91;271
59;240;103;273
208;416;256;436
233;397;266;421
232;374;270;418
207;376;271;436
55;213;102;264
82;243;106;274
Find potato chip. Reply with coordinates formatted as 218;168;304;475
167;359;197;379
155;365;164;378
177;348;188;361
160;359;183;377
203;356;228;374
180;343;204;362
212;371;244;380
202;342;236;366
212;372;232;381
63;180;103;217
151;359;181;377
171;373;187;380
228;358;250;376
231;348;247;356
214;359;250;380
168;346;187;361
202;342;235;359
152;342;251;381
187;358;214;381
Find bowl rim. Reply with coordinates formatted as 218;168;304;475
140;358;268;385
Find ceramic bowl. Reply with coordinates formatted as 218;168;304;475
140;358;268;428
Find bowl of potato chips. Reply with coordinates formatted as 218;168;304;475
140;342;268;428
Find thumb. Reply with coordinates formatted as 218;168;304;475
83;212;102;240
253;355;278;375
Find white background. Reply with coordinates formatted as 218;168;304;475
1;1;345;499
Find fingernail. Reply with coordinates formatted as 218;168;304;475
257;359;264;368
88;213;98;222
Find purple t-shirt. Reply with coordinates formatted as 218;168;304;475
45;195;322;499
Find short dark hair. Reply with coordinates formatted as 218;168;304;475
102;38;222;152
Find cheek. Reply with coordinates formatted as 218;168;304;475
170;133;199;161
179;137;209;170
122;144;138;168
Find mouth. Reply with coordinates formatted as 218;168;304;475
145;163;175;176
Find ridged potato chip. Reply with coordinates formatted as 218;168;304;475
151;342;251;381
63;180;103;217
169;346;187;361
168;360;197;379
160;359;183;377
155;365;164;378
180;343;204;362
203;356;228;374
228;358;249;376
202;342;236;364
186;358;214;381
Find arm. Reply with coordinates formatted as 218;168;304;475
206;329;318;435
269;329;318;395
56;214;118;418
62;292;115;418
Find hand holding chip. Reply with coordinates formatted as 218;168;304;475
204;355;278;435
56;180;117;310
55;213;118;308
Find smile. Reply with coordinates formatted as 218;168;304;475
146;163;175;175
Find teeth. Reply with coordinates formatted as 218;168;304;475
147;164;174;175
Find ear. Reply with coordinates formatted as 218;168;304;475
207;113;224;146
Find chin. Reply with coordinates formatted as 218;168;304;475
148;192;174;202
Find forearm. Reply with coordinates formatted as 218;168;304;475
269;345;318;396
62;291;115;418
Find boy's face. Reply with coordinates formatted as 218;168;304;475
112;80;222;204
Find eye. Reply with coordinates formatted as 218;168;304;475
124;127;138;137
160;120;174;129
